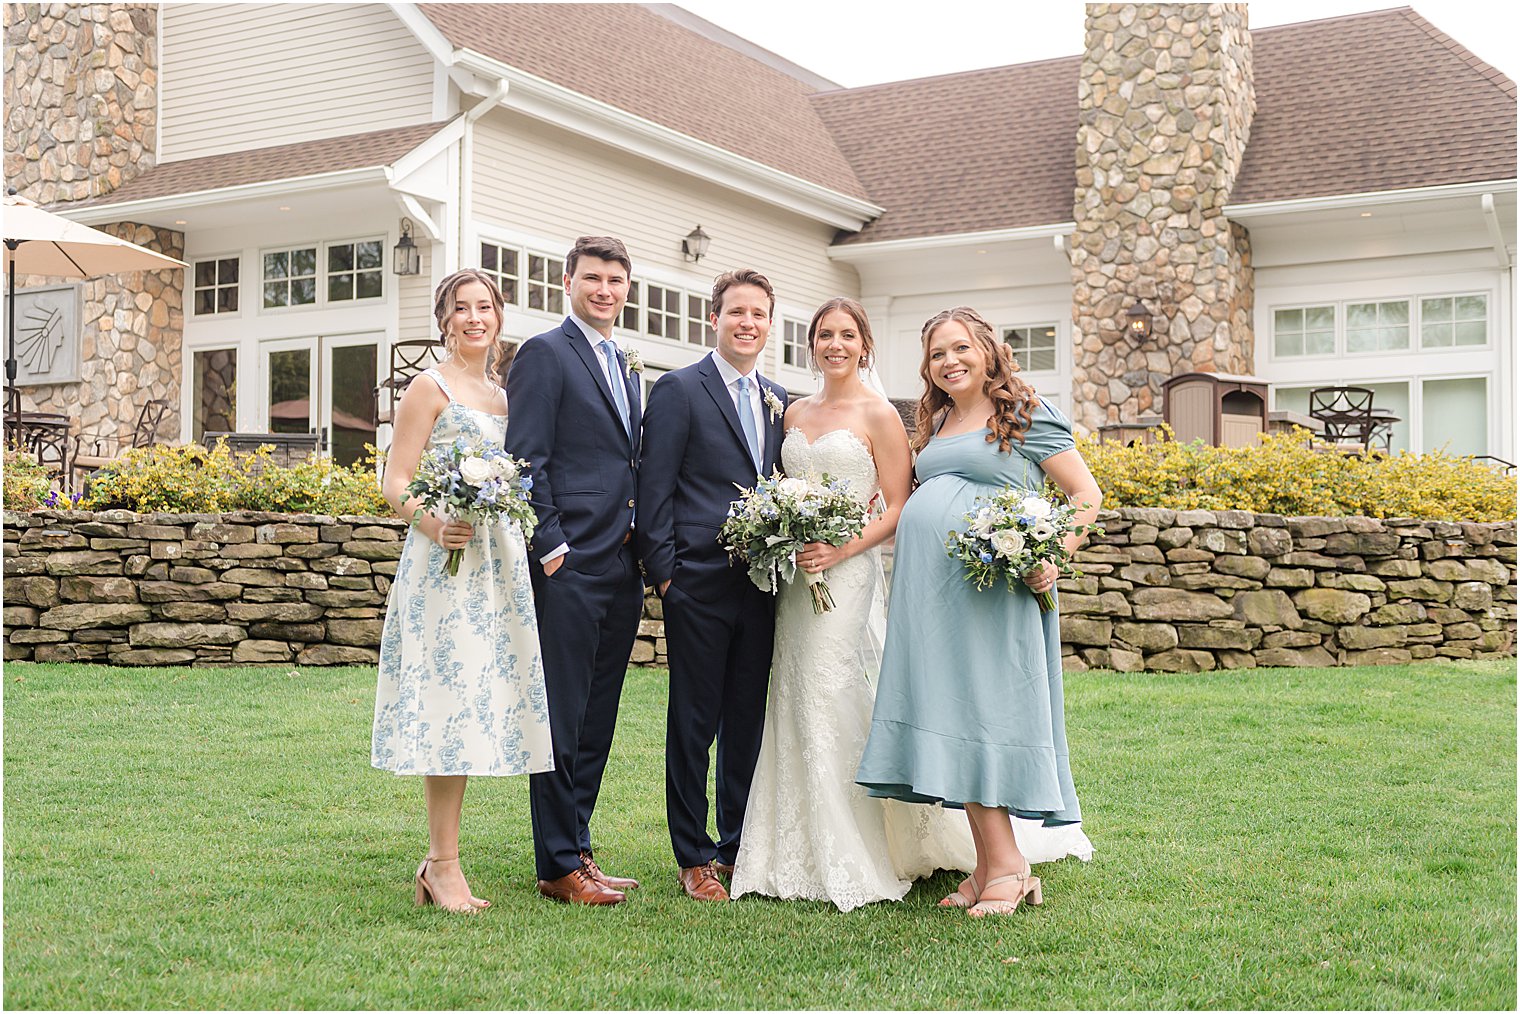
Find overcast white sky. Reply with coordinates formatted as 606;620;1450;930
674;1;1520;89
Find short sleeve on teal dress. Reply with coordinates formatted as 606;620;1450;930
1016;397;1076;463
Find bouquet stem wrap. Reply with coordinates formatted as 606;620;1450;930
802;566;834;614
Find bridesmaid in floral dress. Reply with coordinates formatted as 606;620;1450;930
372;269;553;914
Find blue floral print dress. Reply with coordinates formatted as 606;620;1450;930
371;369;553;777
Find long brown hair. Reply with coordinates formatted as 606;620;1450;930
433;268;507;380
807;296;875;372
912;306;1037;454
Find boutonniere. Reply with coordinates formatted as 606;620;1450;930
623;347;644;376
763;387;784;423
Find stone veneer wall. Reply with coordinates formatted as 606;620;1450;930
4;509;1513;671
2;510;667;667
4;4;181;446
19;223;185;444
1070;3;1257;433
3;2;158;203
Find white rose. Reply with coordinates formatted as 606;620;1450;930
1029;520;1058;542
459;456;493;485
777;477;810;500
990;528;1026;559
1020;496;1053;519
492;456;519;481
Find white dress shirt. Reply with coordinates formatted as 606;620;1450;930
709;350;766;465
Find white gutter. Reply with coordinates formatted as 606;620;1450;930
57;167;392;225
1226;179;1519;218
451;49;881;231
459;78;510;268
828;222;1075;261
1480;193;1512;270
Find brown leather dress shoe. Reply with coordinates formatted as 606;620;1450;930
712;861;735;880
581;850;640;890
537;866;626;906
678;862;730;902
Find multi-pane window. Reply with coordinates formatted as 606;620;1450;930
480;242;520;304
1420;294;1487;348
326;240;384;302
645;284;682;339
1001;324;1058;372
1346;300;1410;353
686;294;713;346
192;257;239;315
262;246;317;308
1272;305;1335;358
619;280;642;332
783;319;808;368
525;253;565;315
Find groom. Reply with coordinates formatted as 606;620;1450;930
638;268;787;901
506;236;644;906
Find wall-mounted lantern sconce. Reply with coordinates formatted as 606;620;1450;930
1124;299;1153;343
681;224;711;263
393;218;421;276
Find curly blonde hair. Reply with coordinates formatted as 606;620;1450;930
912;306;1037;455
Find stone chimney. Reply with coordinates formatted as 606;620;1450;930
1070;3;1256;433
3;3;180;444
4;2;159;203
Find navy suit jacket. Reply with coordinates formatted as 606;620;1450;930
505;317;642;577
637;354;787;603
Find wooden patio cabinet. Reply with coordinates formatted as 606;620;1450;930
1162;372;1268;447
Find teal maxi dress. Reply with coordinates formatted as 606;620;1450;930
857;397;1082;824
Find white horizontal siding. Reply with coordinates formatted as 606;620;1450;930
161;3;435;162
470;109;861;313
398;245;436;345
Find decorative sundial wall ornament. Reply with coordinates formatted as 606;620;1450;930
12;284;80;385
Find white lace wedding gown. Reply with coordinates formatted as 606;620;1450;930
731;428;1095;912
732;428;975;911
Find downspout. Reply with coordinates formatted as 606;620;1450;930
1481;193;1515;461
459;78;510;268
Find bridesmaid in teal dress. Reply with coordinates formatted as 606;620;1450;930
857;306;1103;917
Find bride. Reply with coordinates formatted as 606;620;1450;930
731;298;971;912
730;298;1093;912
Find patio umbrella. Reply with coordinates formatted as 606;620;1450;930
1;193;186;429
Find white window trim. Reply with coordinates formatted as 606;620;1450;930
258;242;321;314
1267;286;1495;365
190;253;244;319
1000;321;1062;375
522;249;568;320
180;341;241;445
322;236;388;307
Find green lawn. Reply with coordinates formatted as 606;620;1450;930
3;659;1514;1009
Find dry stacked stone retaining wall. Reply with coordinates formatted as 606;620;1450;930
1058;508;1515;671
3;509;1514;670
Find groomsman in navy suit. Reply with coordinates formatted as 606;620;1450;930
638;268;788;901
506;236;645;906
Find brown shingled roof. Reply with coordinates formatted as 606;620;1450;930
1230;7;1517;204
812;57;1081;245
64;120;453;209
818;6;1516;244
416;3;868;201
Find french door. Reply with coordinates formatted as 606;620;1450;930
261;333;379;466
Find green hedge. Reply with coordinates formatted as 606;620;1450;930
76;441;391;517
1078;427;1515;521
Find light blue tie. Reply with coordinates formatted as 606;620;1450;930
736;375;762;471
598;339;630;436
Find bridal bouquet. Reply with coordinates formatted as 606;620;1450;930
945;488;1101;612
406;437;536;577
720;472;869;613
